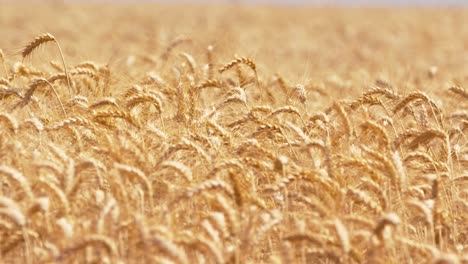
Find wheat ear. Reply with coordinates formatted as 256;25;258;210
373;212;400;243
21;33;72;96
0;166;34;200
58;234;118;261
448;85;468;99
114;163;153;210
0;49;7;77
0;196;26;226
219;56;258;85
13;78;67;116
0;113;18;133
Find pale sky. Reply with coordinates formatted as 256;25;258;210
51;0;468;6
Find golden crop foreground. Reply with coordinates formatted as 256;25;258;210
0;3;467;263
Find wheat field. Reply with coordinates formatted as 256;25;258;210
0;2;467;263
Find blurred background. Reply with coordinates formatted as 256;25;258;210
1;0;467;101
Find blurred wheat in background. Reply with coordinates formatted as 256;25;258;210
0;2;467;263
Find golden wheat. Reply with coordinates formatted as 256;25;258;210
0;4;466;264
